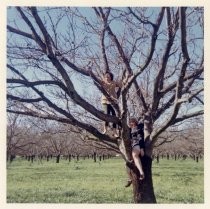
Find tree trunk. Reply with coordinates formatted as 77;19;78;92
127;155;156;203
196;156;199;163
156;154;159;164
93;152;96;162
56;154;60;163
31;155;34;163
68;154;71;162
9;154;15;163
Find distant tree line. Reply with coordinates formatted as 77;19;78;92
7;114;203;164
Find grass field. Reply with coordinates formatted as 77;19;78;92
7;157;204;203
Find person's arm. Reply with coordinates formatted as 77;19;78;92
115;80;122;88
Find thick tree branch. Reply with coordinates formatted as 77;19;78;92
13;8;121;123
121;7;165;112
160;67;203;95
152;7;202;123
194;96;204;105
7;95;42;103
177;88;203;104
29;7;54;55
8;64;120;124
128;7;156;27
7;25;34;40
155;70;203;121
16;7;46;51
180;7;190;61
151;109;203;145
100;24;110;72
7;78;68;91
7;109;117;145
152;8;179;114
97;5;111;70
151;58;197;145
172;110;204;125
17;7;121;118
97;7;132;73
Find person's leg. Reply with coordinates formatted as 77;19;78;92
108;105;119;137
132;146;145;180
140;148;144;157
102;104;109;134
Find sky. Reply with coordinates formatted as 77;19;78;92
6;6;203;92
6;6;204;119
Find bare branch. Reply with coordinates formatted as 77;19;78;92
7;25;34;40
16;7;46;51
180;7;190;61
7;95;42;103
7;109;117;145
8;64;120;124
152;8;179;113
172;110;204;125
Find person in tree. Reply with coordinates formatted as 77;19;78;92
87;64;123;137
100;71;122;137
125;117;145;187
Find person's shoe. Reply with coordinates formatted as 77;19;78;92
102;129;107;134
113;129;119;138
125;180;132;187
139;173;145;180
114;133;119;138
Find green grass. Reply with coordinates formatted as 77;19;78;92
152;158;204;203
7;157;204;203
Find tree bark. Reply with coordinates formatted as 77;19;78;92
127;155;156;203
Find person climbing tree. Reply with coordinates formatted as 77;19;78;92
125;117;145;187
100;71;123;137
88;65;123;137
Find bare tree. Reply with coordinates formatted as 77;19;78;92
7;114;38;162
7;7;203;203
154;115;203;161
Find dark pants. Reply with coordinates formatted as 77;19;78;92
102;104;117;129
